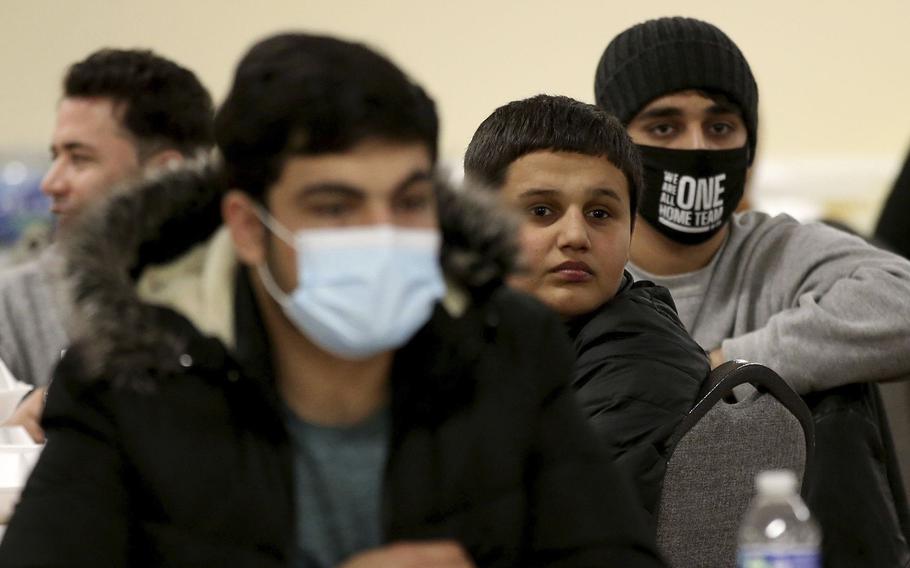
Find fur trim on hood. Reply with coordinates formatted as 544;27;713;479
62;155;519;380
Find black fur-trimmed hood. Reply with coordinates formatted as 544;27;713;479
62;154;519;380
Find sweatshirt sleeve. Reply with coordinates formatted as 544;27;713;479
720;220;910;394
0;278;28;385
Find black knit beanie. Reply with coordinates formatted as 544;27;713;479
594;17;758;163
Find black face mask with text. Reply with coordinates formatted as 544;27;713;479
636;145;749;245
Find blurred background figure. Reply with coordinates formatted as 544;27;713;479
0;48;213;441
875;143;910;259
872;142;910;517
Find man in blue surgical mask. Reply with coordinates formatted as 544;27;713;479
595;16;910;567
0;33;664;567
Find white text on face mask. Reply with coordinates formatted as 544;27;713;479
657;172;726;232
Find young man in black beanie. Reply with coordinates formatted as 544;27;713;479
595;16;910;566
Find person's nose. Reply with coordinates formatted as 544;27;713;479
40;159;69;199
679;126;709;150
556;209;591;251
364;202;394;226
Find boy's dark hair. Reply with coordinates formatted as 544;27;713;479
64;48;214;159
215;33;439;200
464;94;642;221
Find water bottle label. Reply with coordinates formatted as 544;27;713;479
737;548;820;568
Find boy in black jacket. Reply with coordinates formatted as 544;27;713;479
465;94;710;520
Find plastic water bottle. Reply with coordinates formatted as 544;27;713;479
737;469;821;568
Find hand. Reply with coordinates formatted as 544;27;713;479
2;387;46;443
709;348;725;370
338;541;475;568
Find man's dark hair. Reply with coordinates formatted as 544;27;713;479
64;48;214;159
214;33;438;200
464;94;643;221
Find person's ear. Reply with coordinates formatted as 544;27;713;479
222;190;266;266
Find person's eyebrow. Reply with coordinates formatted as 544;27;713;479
297;169;433;199
589;187;624;203
634;107;683;120
53;142;95;155
636;103;742;120
391;170;433;196
706;102;743;117
298;182;364;199
517;188;560;199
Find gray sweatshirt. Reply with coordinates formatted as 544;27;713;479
0;246;70;387
629;211;910;394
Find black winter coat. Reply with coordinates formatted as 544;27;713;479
0;161;664;568
568;275;709;519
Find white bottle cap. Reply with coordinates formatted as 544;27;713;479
756;469;798;497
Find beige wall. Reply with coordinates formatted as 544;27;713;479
2;0;908;229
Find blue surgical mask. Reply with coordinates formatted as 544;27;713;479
254;208;446;360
